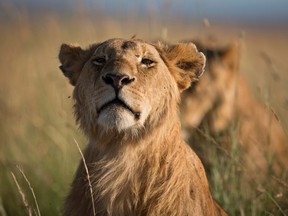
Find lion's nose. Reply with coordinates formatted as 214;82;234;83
102;73;135;89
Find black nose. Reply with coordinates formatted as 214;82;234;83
102;73;135;89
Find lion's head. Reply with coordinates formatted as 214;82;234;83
59;38;205;143
180;40;239;133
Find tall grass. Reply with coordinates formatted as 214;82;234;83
0;7;287;216
188;125;288;215
0;13;86;216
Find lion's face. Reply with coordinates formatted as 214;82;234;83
59;38;205;139
77;39;164;133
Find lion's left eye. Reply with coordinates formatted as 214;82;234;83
141;58;155;67
92;57;106;66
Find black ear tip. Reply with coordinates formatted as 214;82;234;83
59;65;68;75
59;65;71;78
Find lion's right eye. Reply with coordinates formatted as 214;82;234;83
141;58;155;68
92;57;106;66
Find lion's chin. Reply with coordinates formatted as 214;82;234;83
97;105;141;132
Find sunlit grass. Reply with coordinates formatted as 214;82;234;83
0;14;86;215
0;9;287;216
187;122;288;215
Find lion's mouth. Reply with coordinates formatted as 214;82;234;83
98;98;141;120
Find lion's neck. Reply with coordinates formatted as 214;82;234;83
82;115;184;215
88;113;181;156
89;107;181;150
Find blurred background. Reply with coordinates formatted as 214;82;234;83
0;0;287;215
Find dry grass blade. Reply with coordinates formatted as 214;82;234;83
265;192;287;216
16;166;41;216
74;138;96;216
0;196;8;216
10;172;33;216
272;176;288;189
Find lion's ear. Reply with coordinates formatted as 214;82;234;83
221;41;239;72
58;43;88;86
195;40;239;72
165;43;206;92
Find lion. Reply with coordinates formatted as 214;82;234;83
180;40;288;179
58;38;228;216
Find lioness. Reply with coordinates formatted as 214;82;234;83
59;38;227;216
180;40;288;178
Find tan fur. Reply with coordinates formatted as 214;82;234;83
180;40;288;177
59;38;227;216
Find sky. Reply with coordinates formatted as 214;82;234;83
3;0;288;23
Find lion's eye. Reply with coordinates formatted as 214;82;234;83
92;57;106;66
141;58;155;67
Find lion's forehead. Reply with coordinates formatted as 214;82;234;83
95;39;158;58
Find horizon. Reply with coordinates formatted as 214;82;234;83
1;0;288;25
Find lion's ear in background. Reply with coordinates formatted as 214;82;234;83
163;42;206;92
194;40;239;73
221;41;240;72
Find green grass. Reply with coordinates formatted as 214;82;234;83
0;15;86;215
187;123;288;215
0;10;287;216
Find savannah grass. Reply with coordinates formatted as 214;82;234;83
0;7;287;216
74;138;96;216
190;125;288;216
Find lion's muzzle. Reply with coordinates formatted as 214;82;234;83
102;73;135;91
97;97;141;121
